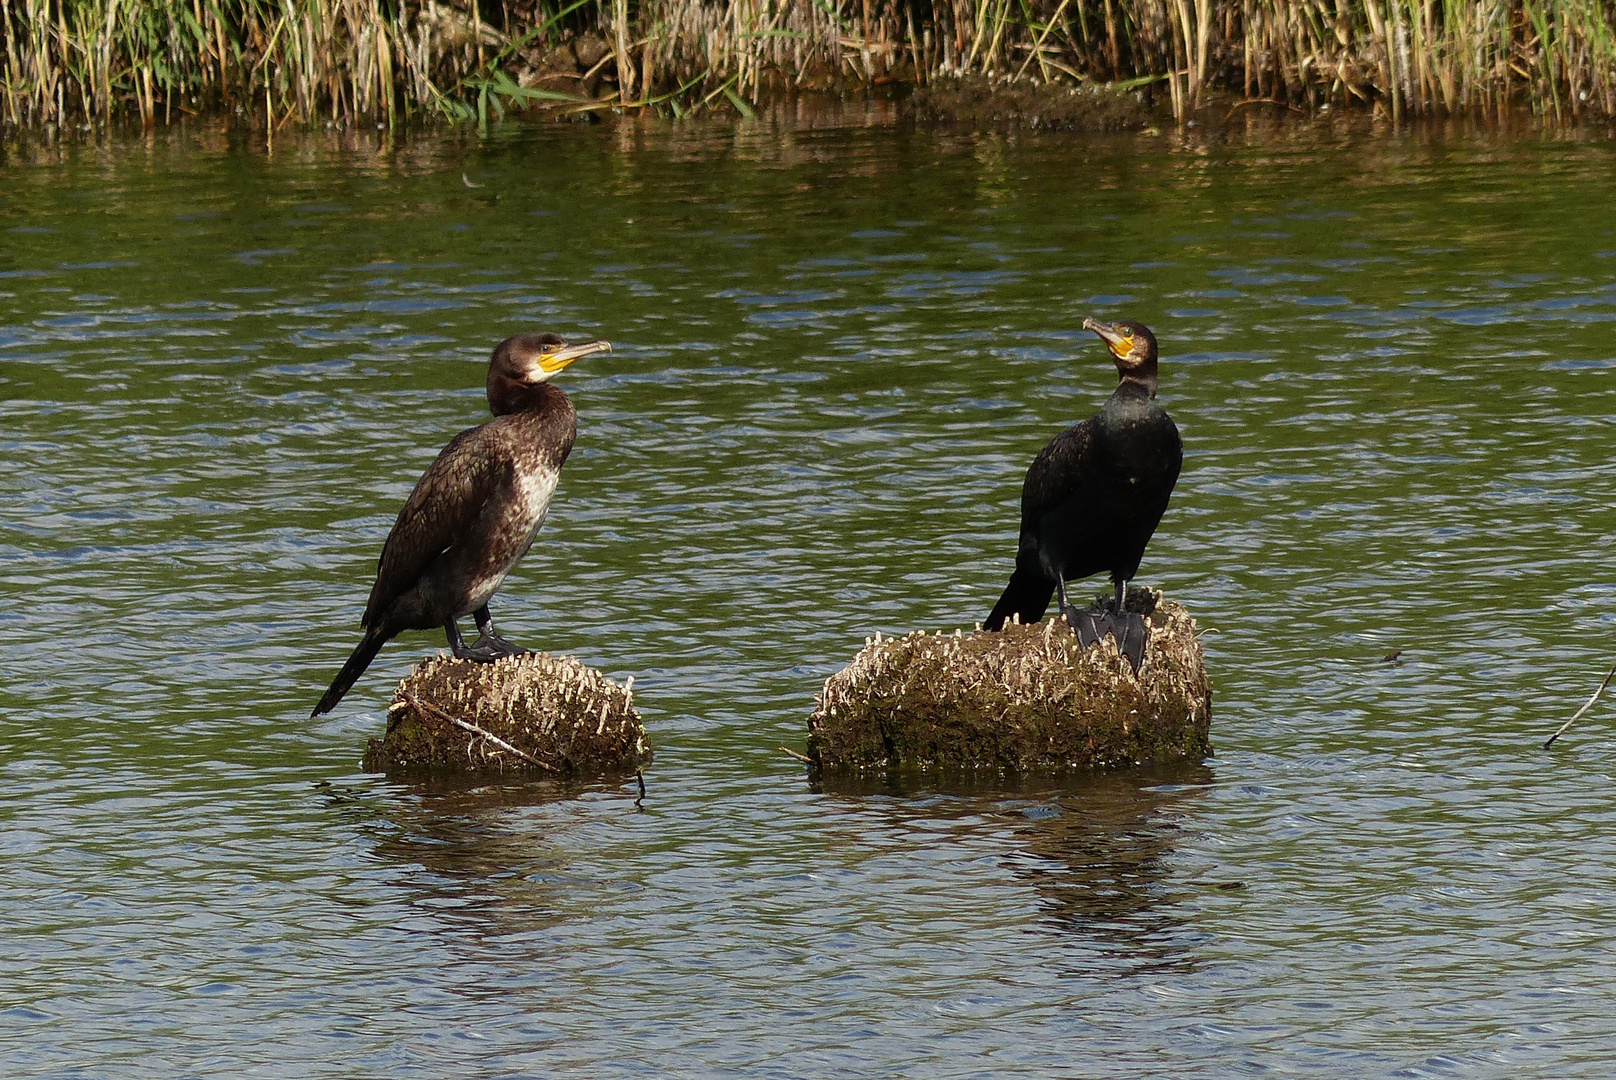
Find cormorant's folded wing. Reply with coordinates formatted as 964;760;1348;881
362;427;507;628
1018;419;1094;532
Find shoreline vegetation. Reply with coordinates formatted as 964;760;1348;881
2;1;1615;134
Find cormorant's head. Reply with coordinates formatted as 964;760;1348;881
494;332;612;385
487;333;611;414
1082;318;1158;373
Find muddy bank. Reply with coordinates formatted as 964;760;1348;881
909;74;1154;132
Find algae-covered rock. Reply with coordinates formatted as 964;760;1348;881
362;652;651;777
808;592;1211;774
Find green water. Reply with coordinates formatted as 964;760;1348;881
4;116;1616;1077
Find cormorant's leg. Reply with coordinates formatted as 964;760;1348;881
1057;576;1087;635
447;615;507;662
1108;579;1148;674
1058;576;1104;648
459;604;528;662
474;605;525;652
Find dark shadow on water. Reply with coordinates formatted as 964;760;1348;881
814;761;1214;974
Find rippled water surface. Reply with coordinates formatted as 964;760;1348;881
5;116;1616;1077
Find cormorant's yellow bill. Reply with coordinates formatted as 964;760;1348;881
536;339;612;375
1082;317;1136;360
1079;316;1144;362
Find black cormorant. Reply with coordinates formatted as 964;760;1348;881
984;318;1181;665
311;333;611;716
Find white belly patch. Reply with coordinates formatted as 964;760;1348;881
459;467;560;613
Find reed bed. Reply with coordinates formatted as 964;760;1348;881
4;0;1615;128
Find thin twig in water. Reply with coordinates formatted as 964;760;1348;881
779;745;814;764
1544;662;1616;750
403;691;561;772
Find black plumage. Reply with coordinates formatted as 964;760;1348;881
312;333;611;716
985;318;1182;639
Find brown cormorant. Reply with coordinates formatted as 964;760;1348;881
311;333;611;716
984;318;1181;666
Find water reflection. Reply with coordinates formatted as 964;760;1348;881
815;762;1213;971
344;776;632;936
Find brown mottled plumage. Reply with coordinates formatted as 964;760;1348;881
362;390;575;632
313;333;610;716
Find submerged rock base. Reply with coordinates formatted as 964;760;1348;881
809;591;1211;774
362;652;651;777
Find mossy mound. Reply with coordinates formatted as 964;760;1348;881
808;592;1211;774
910;74;1152;132
362;652;650;777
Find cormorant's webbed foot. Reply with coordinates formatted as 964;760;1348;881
446;611;533;662
1068;607;1149;674
1113;612;1148;673
456;632;529;663
445;617;530;664
1052;578;1147;670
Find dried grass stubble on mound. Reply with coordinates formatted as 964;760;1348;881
362;652;651;777
809;593;1211;773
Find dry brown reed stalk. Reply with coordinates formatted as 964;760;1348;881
3;0;1614;130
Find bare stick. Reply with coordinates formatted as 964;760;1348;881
403;691;561;773
779;745;814;764
1544;662;1616;750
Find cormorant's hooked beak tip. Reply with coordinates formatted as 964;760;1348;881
534;339;612;377
1083;316;1122;343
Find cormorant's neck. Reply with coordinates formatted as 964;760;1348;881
487;377;566;417
1116;362;1159;400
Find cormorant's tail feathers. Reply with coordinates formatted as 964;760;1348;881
985;564;1055;631
312;630;388;716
